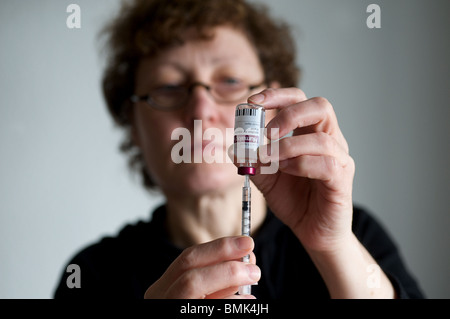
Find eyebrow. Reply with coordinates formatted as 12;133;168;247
154;61;186;72
156;53;245;71
210;54;242;64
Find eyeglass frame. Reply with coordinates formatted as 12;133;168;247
130;81;265;111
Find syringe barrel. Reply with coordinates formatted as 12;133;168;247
240;184;252;295
242;184;251;237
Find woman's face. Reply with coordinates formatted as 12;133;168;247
132;26;265;196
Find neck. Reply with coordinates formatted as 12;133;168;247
164;181;266;248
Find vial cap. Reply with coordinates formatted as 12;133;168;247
238;167;256;176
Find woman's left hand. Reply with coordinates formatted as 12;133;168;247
247;88;355;253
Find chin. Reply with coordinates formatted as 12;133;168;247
167;162;241;196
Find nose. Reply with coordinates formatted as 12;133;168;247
183;82;219;125
188;82;212;94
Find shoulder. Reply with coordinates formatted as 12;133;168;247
72;205;167;262
75;219;153;264
53;205;167;298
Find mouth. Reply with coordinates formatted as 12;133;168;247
169;124;234;164
191;139;224;152
190;139;228;160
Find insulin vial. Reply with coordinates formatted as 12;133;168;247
234;103;265;175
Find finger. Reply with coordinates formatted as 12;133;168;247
279;155;355;187
265;97;340;141
144;250;257;299
163;236;254;285
205;286;239;299
250;89;348;152
166;261;261;299
259;133;350;167
248;87;307;109
203;250;256;300
225;295;257;299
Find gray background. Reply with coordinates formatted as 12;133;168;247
0;0;448;298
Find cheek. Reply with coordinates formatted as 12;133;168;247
219;109;237;147
134;111;180;157
221;107;237;130
134;113;181;186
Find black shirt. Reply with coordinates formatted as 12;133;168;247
54;205;424;299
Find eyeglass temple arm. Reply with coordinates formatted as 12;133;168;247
130;94;149;103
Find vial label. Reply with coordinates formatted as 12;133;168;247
234;106;265;165
236;109;258;117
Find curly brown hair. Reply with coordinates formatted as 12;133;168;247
100;0;300;190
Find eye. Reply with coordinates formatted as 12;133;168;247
221;77;242;86
159;84;181;90
154;84;184;94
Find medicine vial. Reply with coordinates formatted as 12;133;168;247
234;103;265;175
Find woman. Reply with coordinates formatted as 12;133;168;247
54;0;423;299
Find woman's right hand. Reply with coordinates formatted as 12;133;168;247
144;236;260;299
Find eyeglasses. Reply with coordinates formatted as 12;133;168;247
130;81;264;111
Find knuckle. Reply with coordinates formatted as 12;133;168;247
178;246;197;269
312;96;329;106
325;156;340;175
281;104;296;122
292;87;307;100
326;137;338;154
261;87;277;99
214;236;234;254
313;96;334;113
173;270;199;298
317;132;335;151
226;261;243;280
346;156;356;173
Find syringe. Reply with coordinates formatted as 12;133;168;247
234;103;265;296
238;174;252;295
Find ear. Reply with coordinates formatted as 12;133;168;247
130;125;141;149
128;106;142;149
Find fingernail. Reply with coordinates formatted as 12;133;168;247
249;93;265;104
235;236;252;251
246;264;261;281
